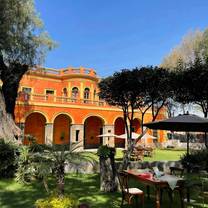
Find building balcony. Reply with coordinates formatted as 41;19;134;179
28;66;97;79
16;92;111;108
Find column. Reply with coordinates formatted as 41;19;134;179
45;123;53;144
80;82;84;99
70;124;84;151
103;125;115;147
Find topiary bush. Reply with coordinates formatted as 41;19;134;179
0;139;18;178
35;194;79;208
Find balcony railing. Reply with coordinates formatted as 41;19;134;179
17;92;109;107
28;67;97;77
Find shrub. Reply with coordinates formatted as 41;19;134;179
0;139;18;178
35;194;79;208
181;149;208;171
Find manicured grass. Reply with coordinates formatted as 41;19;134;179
114;148;186;162
0;173;207;208
85;148;186;162
0;149;205;208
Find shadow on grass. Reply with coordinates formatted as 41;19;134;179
0;179;48;208
0;174;207;208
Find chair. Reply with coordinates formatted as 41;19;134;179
143;146;153;157
117;171;144;207
160;167;185;208
170;166;184;178
131;148;144;161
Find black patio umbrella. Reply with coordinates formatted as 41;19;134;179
143;114;208;155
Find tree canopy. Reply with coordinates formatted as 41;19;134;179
172;57;208;118
98;66;171;169
0;0;54;66
0;0;55;117
160;29;208;69
0;0;55;140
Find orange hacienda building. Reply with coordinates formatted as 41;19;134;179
14;66;166;149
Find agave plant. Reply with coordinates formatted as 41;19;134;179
16;142;93;197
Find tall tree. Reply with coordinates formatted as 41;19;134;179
161;29;203;69
172;57;208;118
98;69;146;169
136;67;172;132
0;0;55;139
172;57;208;148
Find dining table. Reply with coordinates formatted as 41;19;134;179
124;169;185;208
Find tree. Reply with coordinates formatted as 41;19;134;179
97;145;117;192
0;0;55;140
98;69;147;169
161;29;203;69
16;143;92;197
135;67;172;132
172;57;208;148
172;57;208;118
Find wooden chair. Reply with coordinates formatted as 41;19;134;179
170;166;184;178
160;167;185;208
117;171;144;207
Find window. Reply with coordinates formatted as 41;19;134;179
46;90;54;95
72;87;78;98
22;87;32;94
63;88;68;96
22;87;31;101
75;130;80;142
84;88;90;100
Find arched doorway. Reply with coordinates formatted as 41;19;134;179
132;118;141;134
24;112;46;144
53;114;72;144
84;116;104;149
114;117;125;148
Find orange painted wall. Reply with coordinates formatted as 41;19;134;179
24;113;46;144
53;114;71;144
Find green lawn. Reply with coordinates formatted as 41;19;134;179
1;149;206;208
115;148;186;162
87;148;186;162
0;173;207;208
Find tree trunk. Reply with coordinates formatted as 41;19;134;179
99;152;118;192
1;63;28;118
0;90;21;140
55;164;65;197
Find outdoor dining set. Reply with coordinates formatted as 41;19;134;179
118;166;208;208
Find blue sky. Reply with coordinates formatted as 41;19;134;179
35;0;208;77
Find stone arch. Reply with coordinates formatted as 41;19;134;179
53;114;72;144
24;110;49;123
52;112;74;124
82;114;106;125
24;112;47;144
114;117;125;148
83;116;105;149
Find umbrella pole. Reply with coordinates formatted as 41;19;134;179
187;132;190;157
186;132;190;203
